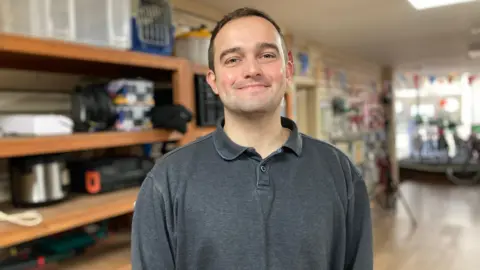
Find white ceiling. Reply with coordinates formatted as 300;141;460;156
195;0;480;71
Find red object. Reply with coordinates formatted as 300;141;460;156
469;75;476;85
439;98;447;107
376;156;389;186
37;256;45;266
413;74;420;88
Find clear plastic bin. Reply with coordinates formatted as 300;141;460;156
47;0;76;41
0;0;74;40
175;27;211;66
74;0;131;49
0;0;131;50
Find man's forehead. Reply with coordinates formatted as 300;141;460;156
214;17;281;51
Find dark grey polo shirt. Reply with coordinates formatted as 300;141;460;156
131;117;373;270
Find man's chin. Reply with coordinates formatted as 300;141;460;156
231;103;275;115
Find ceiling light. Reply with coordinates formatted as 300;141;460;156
408;0;476;10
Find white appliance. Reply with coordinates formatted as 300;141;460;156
0;114;73;136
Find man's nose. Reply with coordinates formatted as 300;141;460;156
243;57;262;78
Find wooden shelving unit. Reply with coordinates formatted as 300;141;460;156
0;33;202;268
0;130;183;158
0;187;139;248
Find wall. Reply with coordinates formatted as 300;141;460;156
285;34;382;139
0;3;383;202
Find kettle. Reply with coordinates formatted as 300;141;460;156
9;154;70;208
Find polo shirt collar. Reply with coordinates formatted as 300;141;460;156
213;116;303;160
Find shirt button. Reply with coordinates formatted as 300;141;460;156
260;165;267;172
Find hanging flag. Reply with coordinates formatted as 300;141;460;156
448;73;455;83
413;74;420;89
398;74;407;83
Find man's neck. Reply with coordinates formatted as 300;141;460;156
223;110;290;158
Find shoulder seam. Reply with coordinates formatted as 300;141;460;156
300;133;343;154
146;132;214;179
159;132;214;161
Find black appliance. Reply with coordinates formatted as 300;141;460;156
154;75;223;127
194;75;223;126
71;83;117;132
68;157;154;194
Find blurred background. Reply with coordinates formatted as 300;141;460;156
0;0;479;269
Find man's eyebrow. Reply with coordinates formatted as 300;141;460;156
258;42;279;53
219;47;242;61
219;43;280;61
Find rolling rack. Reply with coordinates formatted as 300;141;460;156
375;81;418;228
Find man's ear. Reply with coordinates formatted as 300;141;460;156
206;70;219;95
286;50;294;83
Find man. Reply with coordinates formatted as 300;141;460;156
131;7;373;270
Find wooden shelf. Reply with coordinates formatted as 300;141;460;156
293;75;316;87
0;187;139;248
0;33;188;78
117;264;132;270
194;127;216;138
0;129;182;158
193;64;210;75
55;232;131;270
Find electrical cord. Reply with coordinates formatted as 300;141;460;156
0;210;43;227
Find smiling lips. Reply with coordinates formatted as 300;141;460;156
236;83;269;90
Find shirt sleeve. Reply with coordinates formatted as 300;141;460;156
344;167;374;270
131;173;176;270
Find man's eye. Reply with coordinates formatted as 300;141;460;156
262;53;276;59
225;58;239;64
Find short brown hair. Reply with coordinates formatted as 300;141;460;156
208;7;287;72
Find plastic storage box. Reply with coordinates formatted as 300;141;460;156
0;0;131;50
106;79;155;106
74;0;131;49
115;105;153;131
130;0;175;55
175;27;211;66
0;0;74;40
107;78;155;132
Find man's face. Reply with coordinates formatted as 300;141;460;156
206;16;293;116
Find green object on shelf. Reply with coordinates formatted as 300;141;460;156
472;124;480;134
34;221;109;255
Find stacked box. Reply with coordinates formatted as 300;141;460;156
107;79;154;131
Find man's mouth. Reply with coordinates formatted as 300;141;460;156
238;84;269;90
